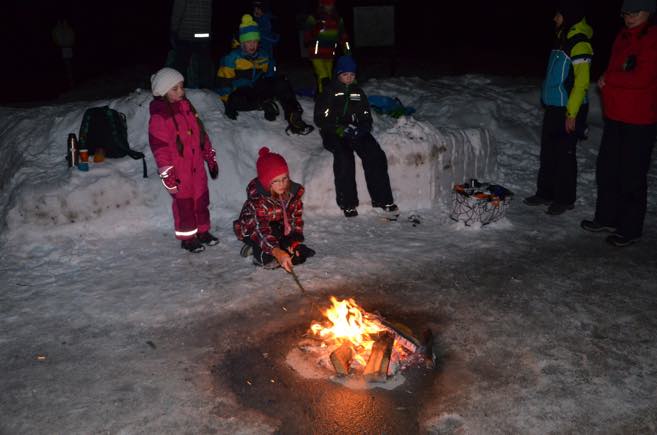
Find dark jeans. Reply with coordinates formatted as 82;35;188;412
226;75;301;118
172;38;214;89
321;130;394;209
594;118;657;239
535;105;588;205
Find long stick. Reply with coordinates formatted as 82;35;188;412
290;268;307;294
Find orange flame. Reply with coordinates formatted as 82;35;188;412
310;296;385;365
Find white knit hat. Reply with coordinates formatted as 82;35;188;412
151;67;184;97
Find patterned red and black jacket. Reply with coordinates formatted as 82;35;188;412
233;178;305;254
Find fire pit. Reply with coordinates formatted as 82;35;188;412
286;296;435;389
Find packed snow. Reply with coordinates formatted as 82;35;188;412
1;74;656;434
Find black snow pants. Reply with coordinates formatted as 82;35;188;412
226;75;301;118
321;130;394;210
535;105;588;205
594;118;657;239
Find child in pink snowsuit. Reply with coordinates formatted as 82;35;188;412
148;67;220;253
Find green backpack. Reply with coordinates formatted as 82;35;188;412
78;106;147;177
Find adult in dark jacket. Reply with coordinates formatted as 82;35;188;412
314;56;397;218
581;0;657;247
170;0;214;89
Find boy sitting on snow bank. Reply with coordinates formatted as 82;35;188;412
216;15;313;135
314;56;398;218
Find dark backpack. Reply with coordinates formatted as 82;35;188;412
78;106;147;178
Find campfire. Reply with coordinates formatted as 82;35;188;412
299;297;435;383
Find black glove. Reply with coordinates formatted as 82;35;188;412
344;124;368;139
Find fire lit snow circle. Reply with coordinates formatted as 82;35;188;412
285;296;435;390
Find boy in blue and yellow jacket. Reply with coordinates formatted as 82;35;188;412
525;2;593;215
216;15;313;135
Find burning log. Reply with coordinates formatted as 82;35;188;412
379;319;420;353
363;332;394;383
330;342;354;376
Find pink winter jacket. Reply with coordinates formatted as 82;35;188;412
148;98;215;198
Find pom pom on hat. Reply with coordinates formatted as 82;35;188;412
335;55;357;75
256;147;289;189
239;14;260;43
151;67;184;97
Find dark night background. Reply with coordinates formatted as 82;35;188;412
2;0;626;104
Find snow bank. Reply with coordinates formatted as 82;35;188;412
0;78;497;238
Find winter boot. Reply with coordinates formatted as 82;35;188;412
523;195;551;206
181;237;205;253
343;207;358;218
580;220;617;233
262;99;280;121
373;203;400;220
197;231;219;246
286;112;314;135
240;243;253;258
545;202;574;215
605;233;640;247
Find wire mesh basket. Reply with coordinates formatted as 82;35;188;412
450;180;513;226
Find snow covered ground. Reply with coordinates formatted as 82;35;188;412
1;75;656;434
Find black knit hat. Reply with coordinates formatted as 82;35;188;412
556;0;587;23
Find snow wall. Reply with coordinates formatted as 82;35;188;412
0;86;496;237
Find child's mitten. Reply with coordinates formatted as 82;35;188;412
204;148;219;179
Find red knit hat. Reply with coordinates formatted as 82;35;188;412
256;147;289;189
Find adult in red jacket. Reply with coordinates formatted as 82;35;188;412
149;67;220;253
582;0;657;247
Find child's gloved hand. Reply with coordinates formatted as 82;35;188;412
287;241;315;265
204;148;219;179
336;125;346;138
208;160;219;179
159;165;179;194
344;124;367;138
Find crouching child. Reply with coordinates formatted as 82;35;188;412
234;147;315;271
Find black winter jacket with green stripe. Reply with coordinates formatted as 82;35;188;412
313;80;373;133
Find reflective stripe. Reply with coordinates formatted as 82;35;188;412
346;42;350;51
163;182;177;192
324;108;330;117
194;33;210;38
572;58;591;65
176;228;198;237
159;165;174;178
335;92;344;96
314;41;319;55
